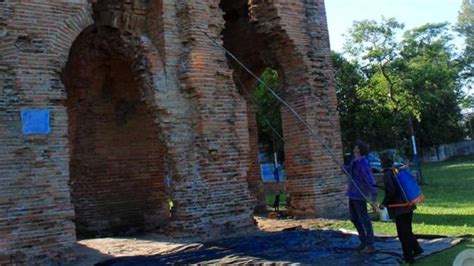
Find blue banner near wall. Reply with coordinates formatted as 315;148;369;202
260;163;275;182
260;163;286;182
21;109;51;135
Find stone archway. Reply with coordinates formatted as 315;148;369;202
219;0;302;213
0;1;346;263
62;26;170;238
219;0;346;218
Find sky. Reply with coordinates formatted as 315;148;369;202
325;0;472;106
325;0;464;52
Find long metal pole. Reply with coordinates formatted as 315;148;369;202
409;117;423;184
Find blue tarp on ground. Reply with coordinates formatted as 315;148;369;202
96;229;464;265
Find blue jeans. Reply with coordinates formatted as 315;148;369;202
349;199;375;247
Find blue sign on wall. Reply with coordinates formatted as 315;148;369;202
21;109;51;135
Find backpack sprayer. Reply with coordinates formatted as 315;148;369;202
388;168;425;208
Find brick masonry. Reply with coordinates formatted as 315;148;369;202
0;0;346;264
62;27;170;238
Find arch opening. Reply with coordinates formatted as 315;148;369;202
62;26;170;239
219;0;289;214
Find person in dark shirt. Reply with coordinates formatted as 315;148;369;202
272;193;280;212
379;152;423;264
345;140;378;254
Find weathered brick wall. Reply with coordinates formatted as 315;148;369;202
245;102;267;212
220;0;275;212
0;0;345;264
62;28;169;237
246;0;346;218
0;1;92;264
167;0;256;236
220;0;346;218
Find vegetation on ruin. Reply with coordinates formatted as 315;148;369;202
254;68;285;161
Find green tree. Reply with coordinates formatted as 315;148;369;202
335;18;465;152
457;0;474;116
456;0;474;78
468;115;474;139
253;68;284;161
463;95;474;110
345;18;407;112
401;23;465;148
342;18;415;150
332;52;371;149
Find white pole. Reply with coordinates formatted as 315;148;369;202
411;136;418;155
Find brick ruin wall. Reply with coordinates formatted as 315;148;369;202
0;0;346;264
62;27;170;238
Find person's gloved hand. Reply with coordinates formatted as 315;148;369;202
371;202;380;212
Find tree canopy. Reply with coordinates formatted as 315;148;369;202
334;17;466;153
457;0;474;111
456;0;474;78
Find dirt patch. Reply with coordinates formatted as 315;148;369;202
256;216;339;232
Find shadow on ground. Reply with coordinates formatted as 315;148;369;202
95;229;464;266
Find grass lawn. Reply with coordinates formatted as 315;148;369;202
265;192;289;207
326;155;474;265
262;156;473;264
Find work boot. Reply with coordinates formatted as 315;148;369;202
404;256;415;264
413;247;424;257
359;246;376;254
